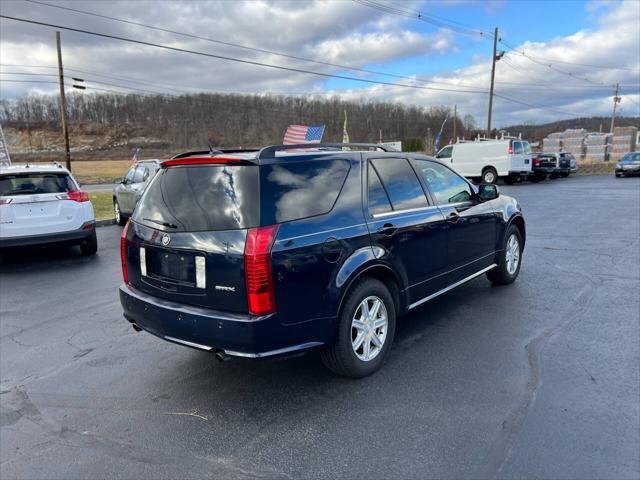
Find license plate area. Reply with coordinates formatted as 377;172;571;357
146;249;197;286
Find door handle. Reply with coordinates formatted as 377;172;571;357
447;212;460;223
377;223;397;236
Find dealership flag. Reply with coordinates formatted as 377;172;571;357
283;124;325;144
131;147;141;165
434;116;448;153
342;110;350;144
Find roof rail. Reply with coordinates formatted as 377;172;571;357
258;143;389;159
171;148;260;159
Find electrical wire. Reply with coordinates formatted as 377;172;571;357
0;14;491;96
24;0;489;92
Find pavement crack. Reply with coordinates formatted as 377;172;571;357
479;278;601;478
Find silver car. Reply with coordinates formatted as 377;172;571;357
113;160;161;225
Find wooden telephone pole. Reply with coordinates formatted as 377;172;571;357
610;83;620;133
56;31;71;171
487;27;499;136
453;104;457;143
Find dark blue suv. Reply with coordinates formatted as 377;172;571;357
119;144;525;377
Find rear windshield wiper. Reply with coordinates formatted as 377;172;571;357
143;218;178;229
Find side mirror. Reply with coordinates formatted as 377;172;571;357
478;184;499;201
114;177;123;184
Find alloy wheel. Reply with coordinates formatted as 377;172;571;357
351;296;388;362
505;234;520;275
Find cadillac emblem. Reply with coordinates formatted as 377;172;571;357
161;233;171;246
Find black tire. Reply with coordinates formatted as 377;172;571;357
487;224;522;285
114;199;127;226
549;173;559;180
530;173;543;183
321;278;396;378
80;230;98;256
615;173;623;178
481;167;498;185
561;172;570;178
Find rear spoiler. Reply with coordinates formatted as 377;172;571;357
171;148;260;159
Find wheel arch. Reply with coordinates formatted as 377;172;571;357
508;214;526;248
337;263;405;319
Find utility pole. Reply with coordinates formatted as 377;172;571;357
487;27;499;136
453;104;457;143
56;31;71;171
610;83;620;133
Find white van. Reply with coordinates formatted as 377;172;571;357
435;139;532;184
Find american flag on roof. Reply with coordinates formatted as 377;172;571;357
283;124;325;144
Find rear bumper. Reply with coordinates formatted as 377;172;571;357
531;166;556;175
119;283;328;358
0;223;94;248
507;170;531;177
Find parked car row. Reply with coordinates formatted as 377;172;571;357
435;139;579;184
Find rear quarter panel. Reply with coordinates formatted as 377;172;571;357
271;157;372;333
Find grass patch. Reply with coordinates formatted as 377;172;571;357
89;191;114;222
72;160;132;185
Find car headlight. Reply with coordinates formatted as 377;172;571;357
616;163;622;169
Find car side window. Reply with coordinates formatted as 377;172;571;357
132;166;146;183
368;164;392;215
413;160;473;205
370;158;429;211
123;167;136;184
436;146;453;159
513;142;523;154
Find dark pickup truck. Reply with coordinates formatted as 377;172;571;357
531;153;572;182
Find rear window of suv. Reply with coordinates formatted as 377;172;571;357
133;159;350;232
0;173;76;196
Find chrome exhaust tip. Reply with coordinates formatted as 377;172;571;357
215;351;230;363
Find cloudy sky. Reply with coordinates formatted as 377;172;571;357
0;0;638;127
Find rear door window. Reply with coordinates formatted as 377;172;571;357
0;173;76;196
260;159;350;224
368;164;392;215
134;165;260;232
523;142;532;154
512;142;523;154
133;166;147;183
370;158;429;211
412;160;473;205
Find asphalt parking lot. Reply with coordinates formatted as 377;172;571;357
1;175;638;479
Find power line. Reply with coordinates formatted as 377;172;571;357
499;39;637;72
500;39;610;87
351;0;493;38
0;14;492;96
24;0;488;93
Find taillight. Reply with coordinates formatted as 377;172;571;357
121;220;130;284
0;198;12;205
533;158;540;167
245;225;279;316
59;190;90;202
508;146;514;154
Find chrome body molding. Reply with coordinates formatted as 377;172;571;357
408;264;498;310
224;341;324;358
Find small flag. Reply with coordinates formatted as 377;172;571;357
342;110;349;144
131;147;141;165
283;125;325;144
434;117;448;153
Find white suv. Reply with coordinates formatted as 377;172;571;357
0;163;97;255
